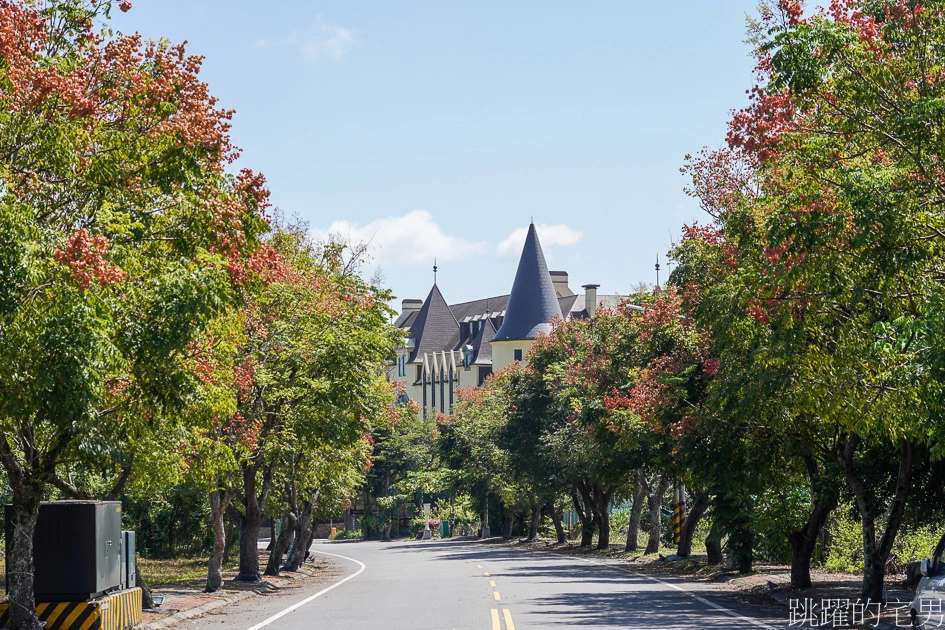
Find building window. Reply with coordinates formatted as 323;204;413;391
514;349;523;361
416;365;422;382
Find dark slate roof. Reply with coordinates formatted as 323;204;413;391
407;284;458;363
494;224;563;341
394;309;419;330
471;318;497;365
450;295;510;323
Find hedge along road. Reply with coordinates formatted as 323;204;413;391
175;539;790;629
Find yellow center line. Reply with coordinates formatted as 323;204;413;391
503;608;516;630
477;565;482;569
483;572;490;577
491;608;500;630
493;591;501;601
489;580;496;587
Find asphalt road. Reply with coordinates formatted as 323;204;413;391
179;538;791;629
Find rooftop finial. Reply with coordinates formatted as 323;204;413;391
655;254;661;288
433;258;438;285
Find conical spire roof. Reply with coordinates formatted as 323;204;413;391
407;284;457;362
494;224;562;341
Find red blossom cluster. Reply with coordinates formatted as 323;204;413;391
779;0;804;25
703;358;720;376
728;87;795;163
105;376;131;397
227;244;286;285
827;0;881;40
236;169;272;219
684;148;757;218
214;412;263;450
54;229;127;290
233;358;256;402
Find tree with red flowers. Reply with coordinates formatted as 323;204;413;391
0;1;270;626
202;226;400;583
676;0;945;599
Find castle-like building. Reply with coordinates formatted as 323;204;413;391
387;223;632;418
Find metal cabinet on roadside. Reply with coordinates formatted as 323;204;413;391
4;501;123;601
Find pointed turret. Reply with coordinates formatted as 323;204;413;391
407;284;457;363
494;223;562;342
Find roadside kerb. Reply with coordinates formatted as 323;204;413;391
139;590;258;630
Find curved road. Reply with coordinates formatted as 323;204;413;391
179;539;789;629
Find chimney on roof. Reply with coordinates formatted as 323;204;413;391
401;299;423;317
583;284;600;318
549;271;574;298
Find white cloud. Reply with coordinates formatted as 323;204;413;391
496;223;583;260
257;16;357;62
312;210;487;267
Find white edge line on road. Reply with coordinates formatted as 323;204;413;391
244;547;366;630
564;554;777;630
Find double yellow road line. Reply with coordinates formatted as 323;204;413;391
490;607;515;630
478;564;514;629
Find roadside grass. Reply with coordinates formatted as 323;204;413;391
137;556;238;587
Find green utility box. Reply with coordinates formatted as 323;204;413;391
440;521;449;538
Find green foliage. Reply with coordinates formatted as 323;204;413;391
122;480;212;559
891;525;945;570
825;517;865;574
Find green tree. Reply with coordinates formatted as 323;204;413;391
0;2;269;626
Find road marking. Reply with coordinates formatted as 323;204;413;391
491;608;500;630
493;591;501;601
565;554;777;630
483;572;490;577
244;547;367;630
477;564;483;568
489;580;496;587
502;608;516;630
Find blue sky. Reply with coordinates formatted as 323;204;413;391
112;1;759;308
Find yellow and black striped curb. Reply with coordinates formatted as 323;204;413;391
0;587;141;630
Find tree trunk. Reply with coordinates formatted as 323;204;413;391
265;511;296;577
788;456;838;589
236;462;273;582
595;483;616;550
136;559;154;609
573;484;595;548
547;500;566;544
839;435;915;603
223;510;238;567
676;488;709;558
5;486;43;630
706;520;723;564
206;488;231;592
502;511;514;539
283;497;316;572
526;493;540;541
645;475;670;554
626;471;647;551
302;518;317;561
